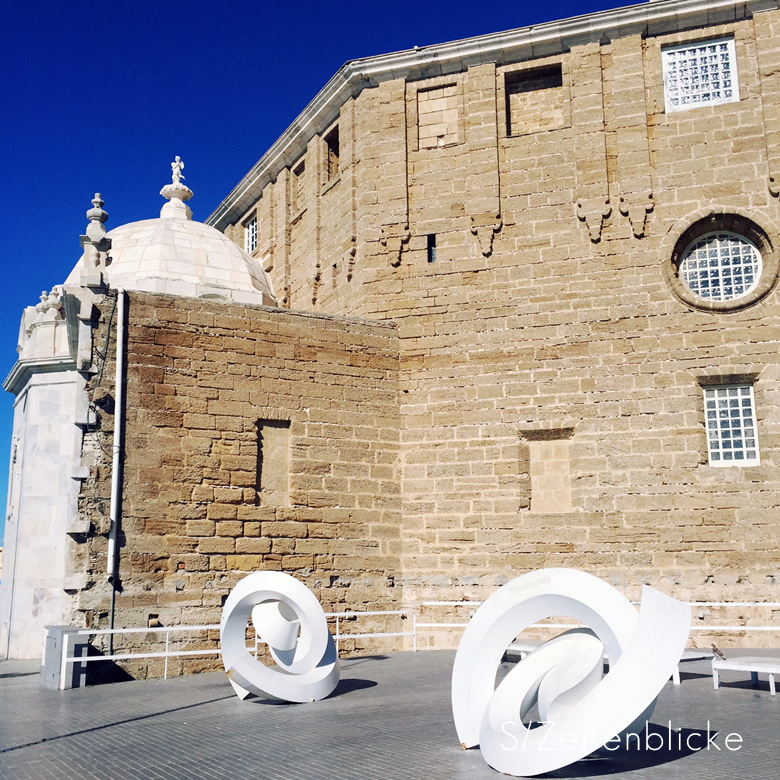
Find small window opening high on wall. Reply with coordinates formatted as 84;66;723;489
427;234;437;263
324;125;340;180
293;161;305;212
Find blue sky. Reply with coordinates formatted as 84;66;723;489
0;0;632;544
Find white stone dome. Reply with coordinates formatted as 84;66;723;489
66;191;276;306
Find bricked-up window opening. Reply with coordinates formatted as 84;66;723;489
704;385;759;466
529;438;572;513
256;419;291;505
663;38;739;112
680;232;762;302
418;84;459;149
293;161;306;212
324;125;339;180
506;65;564;136
427;234;437;263
245;216;258;254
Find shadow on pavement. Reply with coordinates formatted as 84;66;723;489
545;723;718;777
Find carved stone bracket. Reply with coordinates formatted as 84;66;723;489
380;224;411;268
469;213;502;257
769;173;780;198
618;193;654;238
343;236;356;282
576;197;611;243
331;245;355;288
312;264;322;306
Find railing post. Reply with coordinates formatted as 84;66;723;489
413;611;417;652
335;615;340;656
164;632;169;679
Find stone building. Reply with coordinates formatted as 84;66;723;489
2;0;780;665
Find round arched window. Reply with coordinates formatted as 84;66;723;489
679;232;762;302
664;214;778;312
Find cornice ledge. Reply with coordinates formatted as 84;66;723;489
4;356;78;397
206;0;780;232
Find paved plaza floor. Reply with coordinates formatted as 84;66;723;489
0;650;778;779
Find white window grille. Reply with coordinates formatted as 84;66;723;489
663;38;739;112
704;385;759;466
245;216;258;254
679;232;761;302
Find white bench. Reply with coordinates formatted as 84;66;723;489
712;656;780;695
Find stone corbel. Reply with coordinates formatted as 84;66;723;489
344;236;356;282
311;267;322;306
333;236;356;285
618;193;654;238
470;213;502;257
769;173;780;197
380;224;411;268
576;197;611;243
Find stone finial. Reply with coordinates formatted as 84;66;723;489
80;193;112;288
20;287;65;353
160;155;194;220
34;289;63;317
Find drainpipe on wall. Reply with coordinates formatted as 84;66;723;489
107;288;126;652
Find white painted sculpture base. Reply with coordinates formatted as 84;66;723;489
451;568;691;777
220;571;339;702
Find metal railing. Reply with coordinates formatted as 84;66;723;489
58;624;222;687
55;599;780;689
416;599;780;637
57;608;416;688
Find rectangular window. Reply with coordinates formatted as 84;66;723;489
257;419;291;505
324;125;339;180
704;384;759;466
245;216;258;254
293;161;306;212
506;65;565;136
427;234;437;263
663;37;739;113
418;84;459;149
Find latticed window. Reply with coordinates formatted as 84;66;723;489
663;38;738;112
245;216;258;254
704;385;759;466
679;232;761;302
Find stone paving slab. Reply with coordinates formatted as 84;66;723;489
0;651;778;779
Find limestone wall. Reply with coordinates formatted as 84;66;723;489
221;13;780;648
76;292;401;676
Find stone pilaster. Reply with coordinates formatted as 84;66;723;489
571;43;611;242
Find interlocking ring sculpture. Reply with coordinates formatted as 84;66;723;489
220;571;340;702
452;568;691;777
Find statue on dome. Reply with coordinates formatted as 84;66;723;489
161;156;194;211
171;156;185;185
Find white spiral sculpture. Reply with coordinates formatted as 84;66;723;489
220;571;340;702
452;568;691;777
